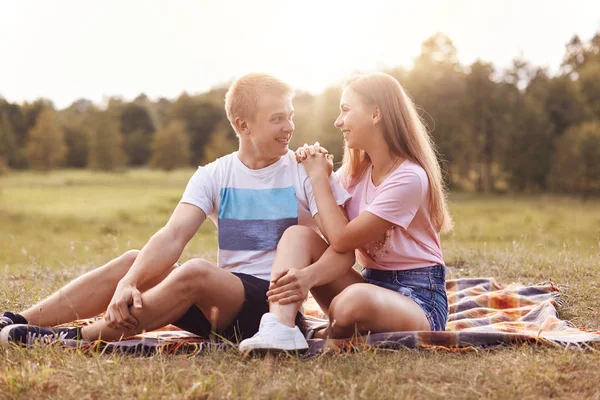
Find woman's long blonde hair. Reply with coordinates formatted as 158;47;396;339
341;72;453;232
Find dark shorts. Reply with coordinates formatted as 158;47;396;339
173;272;303;342
173;273;270;342
361;265;449;331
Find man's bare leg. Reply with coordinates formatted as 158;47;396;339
268;226;329;327
19;250;174;327
80;258;246;342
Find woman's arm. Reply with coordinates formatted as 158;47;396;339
301;149;397;252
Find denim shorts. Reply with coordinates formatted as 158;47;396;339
361;265;448;331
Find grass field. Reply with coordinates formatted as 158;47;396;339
1;169;599;399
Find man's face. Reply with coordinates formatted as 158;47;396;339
245;93;295;159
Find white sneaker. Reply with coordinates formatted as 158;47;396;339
239;313;308;352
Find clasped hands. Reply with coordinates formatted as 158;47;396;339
295;142;334;178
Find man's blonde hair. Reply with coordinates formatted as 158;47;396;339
225;73;294;135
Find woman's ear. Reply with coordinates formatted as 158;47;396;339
372;105;382;126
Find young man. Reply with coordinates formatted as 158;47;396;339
0;73;353;351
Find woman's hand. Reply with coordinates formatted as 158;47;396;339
267;268;314;305
294;141;329;162
296;143;334;178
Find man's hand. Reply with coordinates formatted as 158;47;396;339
267;268;314;305
104;283;143;331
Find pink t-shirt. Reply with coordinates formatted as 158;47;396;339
338;160;444;271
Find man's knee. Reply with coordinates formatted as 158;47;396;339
101;249;140;279
172;258;216;294
120;249;140;266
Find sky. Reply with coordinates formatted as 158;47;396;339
0;0;599;109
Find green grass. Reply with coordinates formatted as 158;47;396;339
1;169;599;399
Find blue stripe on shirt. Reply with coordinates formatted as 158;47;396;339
218;187;298;220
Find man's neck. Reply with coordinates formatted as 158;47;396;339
237;142;284;170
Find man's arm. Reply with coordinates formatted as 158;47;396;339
104;203;206;329
120;203;206;287
310;174;396;253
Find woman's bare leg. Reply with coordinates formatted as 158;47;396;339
327;283;430;338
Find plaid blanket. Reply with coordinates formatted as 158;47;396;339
62;278;600;355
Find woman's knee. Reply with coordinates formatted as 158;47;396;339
278;225;327;261
329;284;374;327
279;225;319;247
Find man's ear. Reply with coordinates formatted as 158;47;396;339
372;105;382;126
234;117;250;136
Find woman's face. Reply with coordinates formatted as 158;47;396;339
334;87;375;150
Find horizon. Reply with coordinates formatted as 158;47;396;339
1;0;599;109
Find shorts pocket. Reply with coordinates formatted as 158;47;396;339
393;273;434;301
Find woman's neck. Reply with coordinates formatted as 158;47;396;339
364;137;400;186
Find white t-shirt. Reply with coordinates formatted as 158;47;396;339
180;150;351;281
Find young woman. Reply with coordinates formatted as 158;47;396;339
241;72;452;348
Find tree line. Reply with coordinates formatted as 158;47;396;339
0;32;599;194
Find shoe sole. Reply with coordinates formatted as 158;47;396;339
0;324;70;346
239;346;309;356
0;324;23;343
239;341;309;353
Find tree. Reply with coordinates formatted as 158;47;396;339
504;95;555;191
549;122;600;194
22;99;52;136
561;33;600;77
415;33;459;66
62;122;89;168
578;61;600;119
25;109;66;171
0;112;17;167
166;94;224;164
120;101;156;166
202;120;238;165
544;76;586;136
0;99;32;168
288;91;319;157
60;99;93;168
309;86;344;163
504;56;536;90
150;120;190;170
464;61;497;192
87;109;126;171
402;34;468;187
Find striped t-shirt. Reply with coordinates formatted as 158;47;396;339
180;150;351;281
